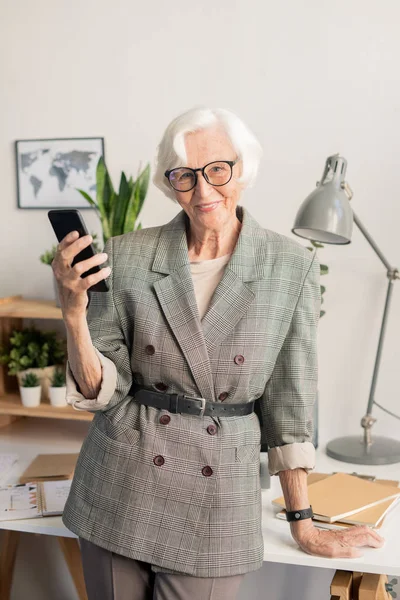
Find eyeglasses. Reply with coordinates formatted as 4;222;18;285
164;159;239;192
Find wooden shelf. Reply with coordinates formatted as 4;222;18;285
0;295;63;320
0;394;93;422
0;295;92;426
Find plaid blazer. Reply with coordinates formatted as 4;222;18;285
62;204;321;578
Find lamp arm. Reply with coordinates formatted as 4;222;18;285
351;209;399;439
353;210;398;274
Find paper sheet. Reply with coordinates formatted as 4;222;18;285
42;480;72;515
0;454;19;485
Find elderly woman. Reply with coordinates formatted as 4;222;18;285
55;107;384;600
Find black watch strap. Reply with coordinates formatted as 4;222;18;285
285;505;314;522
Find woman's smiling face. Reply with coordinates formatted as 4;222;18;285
172;126;243;228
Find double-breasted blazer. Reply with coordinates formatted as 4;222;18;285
62;204;321;578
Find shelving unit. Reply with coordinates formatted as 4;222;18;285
0;295;93;427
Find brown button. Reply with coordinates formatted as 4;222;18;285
159;414;171;425
153;455;165;466
145;345;155;355
218;392;228;401
207;424;217;435
202;466;213;477
155;382;168;391
234;354;245;365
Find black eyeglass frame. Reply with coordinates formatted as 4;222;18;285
164;159;239;192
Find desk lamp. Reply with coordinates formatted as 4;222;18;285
292;153;400;465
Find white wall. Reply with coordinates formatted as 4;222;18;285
1;0;399;598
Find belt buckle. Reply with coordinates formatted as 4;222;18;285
186;395;206;417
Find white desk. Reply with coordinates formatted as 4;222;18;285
1;418;399;599
261;453;400;578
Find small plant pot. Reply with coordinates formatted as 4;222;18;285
16;366;57;403
19;385;42;407
49;386;67;407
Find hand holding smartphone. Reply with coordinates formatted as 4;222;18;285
48;209;110;293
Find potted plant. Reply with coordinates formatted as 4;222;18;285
40;232;102;307
49;366;67;407
76;156;150;245
306;240;328;449
19;372;41;407
0;326;66;403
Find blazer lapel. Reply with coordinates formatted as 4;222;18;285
152;205;268;402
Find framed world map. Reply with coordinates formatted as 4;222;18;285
15;137;104;209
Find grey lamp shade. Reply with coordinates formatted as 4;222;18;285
291;154;354;245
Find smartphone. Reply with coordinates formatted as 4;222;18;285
48;209;109;292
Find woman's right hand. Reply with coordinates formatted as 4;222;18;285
52;230;111;322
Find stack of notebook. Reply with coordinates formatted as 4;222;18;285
272;472;400;530
18;453;79;483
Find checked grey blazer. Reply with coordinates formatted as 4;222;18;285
62;204;321;578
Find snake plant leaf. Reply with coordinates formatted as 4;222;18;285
112;172;131;236
320;264;328;275
80;157;150;242
76;189;97;207
76;189;102;221
103;170;114;219
124;181;140;232
119;172;129;198
96;157;113;238
136;163;150;216
107;191;118;242
95;157;107;214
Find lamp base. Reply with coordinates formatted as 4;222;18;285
326;435;400;465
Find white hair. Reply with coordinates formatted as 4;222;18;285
152;106;264;202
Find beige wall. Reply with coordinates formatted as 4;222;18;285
1;1;399;598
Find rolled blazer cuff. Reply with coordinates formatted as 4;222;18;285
65;346;118;412
267;442;316;476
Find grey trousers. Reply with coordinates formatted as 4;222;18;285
79;538;245;600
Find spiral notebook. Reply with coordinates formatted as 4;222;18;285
0;480;71;521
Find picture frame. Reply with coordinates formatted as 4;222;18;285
15;137;105;209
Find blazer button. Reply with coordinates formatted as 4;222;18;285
218;392;228;401
145;345;155;355
159;414;171;425
207;424;217;435
153;455;165;466
155;382;168;391
202;466;213;477
234;354;245;365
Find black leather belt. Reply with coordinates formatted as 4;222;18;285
129;383;255;417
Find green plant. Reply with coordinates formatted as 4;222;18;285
306;240;328;318
20;372;40;387
0;326;66;375
76;156;150;245
50;367;66;387
40;232;102;266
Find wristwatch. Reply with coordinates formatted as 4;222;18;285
285;505;314;522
